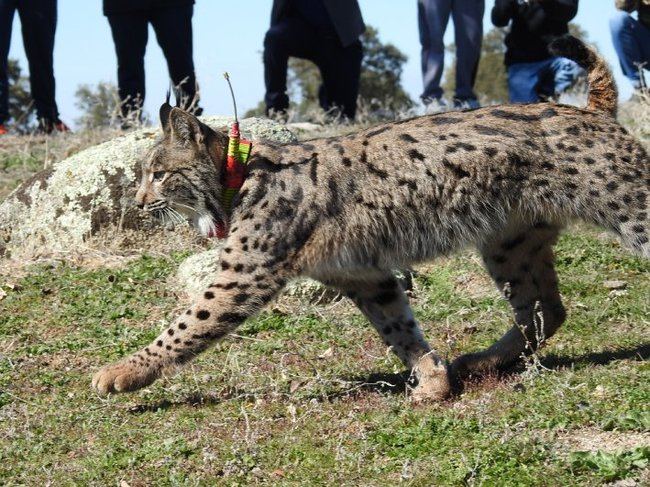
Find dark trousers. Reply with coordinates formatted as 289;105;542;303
107;4;197;117
0;0;58;124
264;17;363;120
418;0;484;101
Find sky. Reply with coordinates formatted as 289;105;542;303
6;0;634;128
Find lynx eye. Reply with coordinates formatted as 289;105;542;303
152;171;166;182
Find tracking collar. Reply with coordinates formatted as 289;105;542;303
216;121;252;238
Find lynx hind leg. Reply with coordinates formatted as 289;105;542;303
332;274;451;401
451;223;567;379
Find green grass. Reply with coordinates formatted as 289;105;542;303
0;229;648;485
570;448;649;482
0;153;41;172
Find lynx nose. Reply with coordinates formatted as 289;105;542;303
135;188;147;208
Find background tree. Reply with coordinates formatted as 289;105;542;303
7;59;36;133
74;82;121;129
246;25;413;120
358;26;414;114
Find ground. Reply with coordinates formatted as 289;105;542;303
0;103;648;485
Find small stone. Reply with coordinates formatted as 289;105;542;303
318;347;334;359
593;385;606;398
609;289;628;298
289;380;302;394
603;280;627;290
287;403;297;422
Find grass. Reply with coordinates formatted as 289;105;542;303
0;128;119;199
1;99;648;485
0;228;648;485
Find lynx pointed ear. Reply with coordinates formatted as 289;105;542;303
169;107;204;145
159;103;173;133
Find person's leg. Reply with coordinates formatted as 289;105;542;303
418;0;452;101
0;0;17;125
507;61;544;103
451;0;485;103
263;17;317;116
107;12;148;119
150;4;199;112
550;56;583;96
535;58;557;100
609;11;650;89
315;39;363;120
17;0;58;125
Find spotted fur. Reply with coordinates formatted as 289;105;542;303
93;36;648;401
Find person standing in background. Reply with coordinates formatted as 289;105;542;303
492;0;582;104
610;0;650;96
417;0;485;113
263;0;365;121
0;0;69;135
103;0;201;126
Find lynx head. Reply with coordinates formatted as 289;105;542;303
135;103;230;237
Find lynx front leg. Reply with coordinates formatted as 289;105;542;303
92;254;290;395
333;275;450;401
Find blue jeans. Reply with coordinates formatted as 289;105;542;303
418;0;485;102
507;57;583;103
609;11;650;89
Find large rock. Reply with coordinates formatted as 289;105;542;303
0;117;296;258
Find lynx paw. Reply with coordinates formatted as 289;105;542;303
449;352;497;381
411;358;451;402
92;360;160;395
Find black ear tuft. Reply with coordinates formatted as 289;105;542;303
160;103;173;133
169;107;203;145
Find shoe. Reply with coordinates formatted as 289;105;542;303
423;97;449;114
265;107;289;124
453;97;481;110
37;118;71;134
0;124;7;135
54;120;71;133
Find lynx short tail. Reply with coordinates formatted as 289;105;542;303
549;35;618;117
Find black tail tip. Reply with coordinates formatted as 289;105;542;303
548;35;592;65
